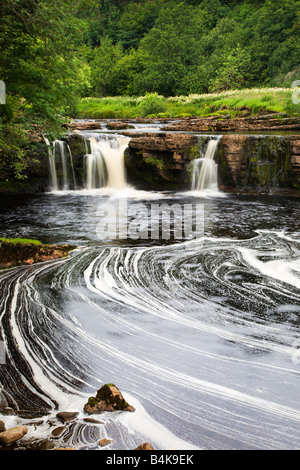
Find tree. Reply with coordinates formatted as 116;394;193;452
89;37;124;96
210;46;253;91
136;2;204;96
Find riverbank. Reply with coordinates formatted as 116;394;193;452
75;88;300;120
0;238;77;270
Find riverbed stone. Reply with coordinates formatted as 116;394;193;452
134;442;154;450
84;384;135;414
56;411;79;423
83;417;104;424
0;425;28;445
99;438;113;447
51;426;67;438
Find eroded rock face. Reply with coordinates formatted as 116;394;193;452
164;116;300;132
84;384;135;415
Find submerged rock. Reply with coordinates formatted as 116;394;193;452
84;384;135;414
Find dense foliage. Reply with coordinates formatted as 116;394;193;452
0;0;299;181
81;0;300;96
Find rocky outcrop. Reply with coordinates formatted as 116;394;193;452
126;131;300;193
84;384;135;414
0;241;77;270
69;121;101;130
164;115;300;132
289;137;300;187
126;133;199;189
218;135;300;191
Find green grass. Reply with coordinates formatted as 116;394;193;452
0;237;42;246
75;88;300;120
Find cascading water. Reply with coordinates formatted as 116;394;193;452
44;137;58;191
53;140;69;190
45;133;130;192
84;135;131;190
191;136;221;192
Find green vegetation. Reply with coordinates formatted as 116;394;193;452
76;88;299;119
1;0;300;185
0;238;42;246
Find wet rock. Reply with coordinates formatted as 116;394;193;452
134;443;154;450
0;421;5;433
106;121;135;130
69;121;101;130
54;447;77;450
99;438;113;447
84;384;135;415
82;418;104;424
56;411;79;423
51;426;67;438
0;425;28;445
16;438;55;451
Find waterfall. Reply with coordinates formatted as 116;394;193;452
54;140;69;190
85;135;130;190
44;137;58;191
45;138;78;191
45;133;130;192
67;144;77;191
191;137;221;192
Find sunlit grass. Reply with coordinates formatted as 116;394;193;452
0;237;42;246
75;88;300;119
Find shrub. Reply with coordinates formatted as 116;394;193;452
138;93;167;117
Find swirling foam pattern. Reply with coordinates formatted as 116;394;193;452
0;231;300;449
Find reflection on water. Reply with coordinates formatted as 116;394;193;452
0;190;300;450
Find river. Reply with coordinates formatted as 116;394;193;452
0;129;300;450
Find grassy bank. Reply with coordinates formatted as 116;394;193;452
0;237;42;246
0;238;76;270
75;88;300;120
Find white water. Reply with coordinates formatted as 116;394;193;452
46;138;77;191
191;137;221;192
85;135;130;190
54;140;69;190
44;137;58;191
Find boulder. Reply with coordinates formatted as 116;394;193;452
84;384;135;415
134;442;154;450
0;425;28;445
0;420;5;433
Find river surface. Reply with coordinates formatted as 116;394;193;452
0;187;300;450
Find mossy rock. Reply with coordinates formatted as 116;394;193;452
84;384;135;415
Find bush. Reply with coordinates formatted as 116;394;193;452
138;93;166;117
